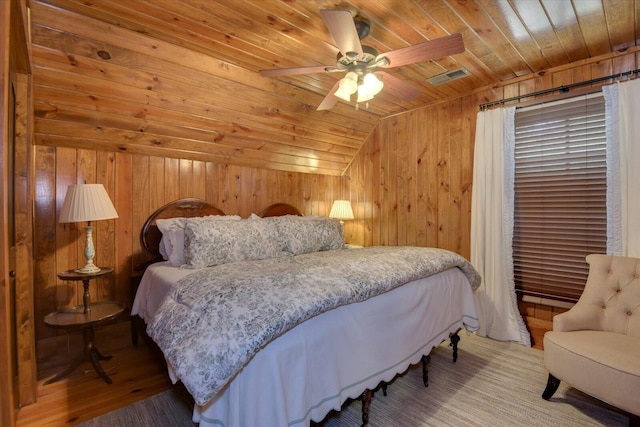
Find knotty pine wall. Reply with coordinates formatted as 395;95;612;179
33;151;346;341
343;99;475;258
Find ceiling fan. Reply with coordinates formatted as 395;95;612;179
259;9;465;111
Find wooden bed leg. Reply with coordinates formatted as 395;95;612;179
449;331;460;362
361;388;372;427
421;354;430;387
381;382;388;396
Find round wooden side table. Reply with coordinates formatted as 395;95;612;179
57;267;113;314
45;267;122;385
44;302;124;385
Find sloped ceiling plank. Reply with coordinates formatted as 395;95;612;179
29;0;639;174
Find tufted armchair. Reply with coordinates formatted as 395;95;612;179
542;254;640;425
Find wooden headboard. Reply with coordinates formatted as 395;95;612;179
140;198;225;260
259;203;303;217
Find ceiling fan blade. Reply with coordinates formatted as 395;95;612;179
376;71;422;101
320;9;363;59
259;65;336;78
377;33;465;68
317;80;341;111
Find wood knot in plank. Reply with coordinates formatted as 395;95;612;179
96;50;111;60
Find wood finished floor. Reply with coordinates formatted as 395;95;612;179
16;317;549;427
16;321;173;427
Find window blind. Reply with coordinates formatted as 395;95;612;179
513;93;606;303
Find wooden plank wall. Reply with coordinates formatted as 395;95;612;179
15;71;36;405
32;153;344;342
5;0;36;414
342;49;640;348
343;97;477;259
1;0;14;421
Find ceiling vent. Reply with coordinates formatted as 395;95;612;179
427;67;470;85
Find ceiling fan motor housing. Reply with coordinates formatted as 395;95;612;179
354;16;371;40
336;45;381;74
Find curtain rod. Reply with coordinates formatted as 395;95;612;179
478;68;640;111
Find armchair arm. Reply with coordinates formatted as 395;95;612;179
553;304;602;332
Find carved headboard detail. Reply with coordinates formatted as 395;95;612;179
259;203;303;217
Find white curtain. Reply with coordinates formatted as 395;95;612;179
471;107;530;346
603;78;640;257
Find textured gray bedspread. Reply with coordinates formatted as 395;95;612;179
146;246;481;405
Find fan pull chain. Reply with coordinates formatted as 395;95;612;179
354;102;371;111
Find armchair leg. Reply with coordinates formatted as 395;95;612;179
541;373;561;400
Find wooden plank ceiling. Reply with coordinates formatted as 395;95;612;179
30;0;639;175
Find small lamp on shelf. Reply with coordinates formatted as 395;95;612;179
329;200;354;224
59;184;119;274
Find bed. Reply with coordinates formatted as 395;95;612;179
131;198;481;426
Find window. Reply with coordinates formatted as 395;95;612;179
513;93;606;303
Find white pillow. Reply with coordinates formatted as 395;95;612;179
159;236;169;260
156;215;241;267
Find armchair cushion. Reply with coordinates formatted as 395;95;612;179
544;330;640;415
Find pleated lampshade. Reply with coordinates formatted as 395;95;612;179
329;200;354;221
59;184;118;223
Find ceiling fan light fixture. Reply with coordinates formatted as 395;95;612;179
357;72;384;102
340;72;358;93
335;71;358;101
357;85;375;103
260;9;466;112
335;85;352;102
260;9;465;112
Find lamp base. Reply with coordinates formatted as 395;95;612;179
79;224;101;274
76;264;101;274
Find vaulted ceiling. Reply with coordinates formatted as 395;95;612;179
30;0;639;175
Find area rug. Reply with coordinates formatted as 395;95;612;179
78;333;629;426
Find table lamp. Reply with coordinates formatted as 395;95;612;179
59;184;119;273
329;200;354;224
